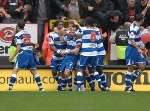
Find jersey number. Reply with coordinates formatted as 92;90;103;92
90;32;96;42
22;34;31;44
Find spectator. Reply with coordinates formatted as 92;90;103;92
21;4;33;23
32;0;51;49
127;0;141;22
0;6;11;23
144;7;150;27
139;0;150;16
85;0;114;28
50;0;68;19
2;0;24;20
0;0;3;7
107;10;123;32
24;0;33;5
110;0;128;22
145;42;150;65
139;0;150;27
67;0;80;20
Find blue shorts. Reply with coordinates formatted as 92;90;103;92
125;45;144;65
79;55;97;70
60;55;76;72
50;58;62;72
15;51;36;69
96;55;105;67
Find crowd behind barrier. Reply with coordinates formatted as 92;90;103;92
0;0;150;66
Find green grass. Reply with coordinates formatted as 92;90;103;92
1;92;150;111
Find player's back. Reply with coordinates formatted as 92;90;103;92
128;22;142;45
80;27;100;56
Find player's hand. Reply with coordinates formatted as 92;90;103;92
66;32;75;37
102;32;107;38
72;48;79;55
73;20;79;26
137;48;143;54
60;50;66;56
34;44;39;49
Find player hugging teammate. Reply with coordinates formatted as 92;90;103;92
49;19;109;91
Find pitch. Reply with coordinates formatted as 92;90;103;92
0;92;150;111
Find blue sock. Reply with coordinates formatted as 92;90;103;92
125;72;133;90
9;74;17;90
90;74;95;81
94;72;101;82
90;74;95;88
76;72;84;90
99;73;107;88
61;78;67;88
85;76;95;90
132;70;142;82
34;74;43;89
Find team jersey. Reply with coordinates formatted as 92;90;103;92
97;33;106;55
14;30;37;69
77;27;100;56
59;36;81;72
64;36;81;55
49;32;66;60
125;22;145;65
128;22;144;48
15;30;33;52
64;36;76;52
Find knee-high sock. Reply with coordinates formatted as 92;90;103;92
125;71;133;89
76;72;84;90
85;76;95;90
34;74;43;89
9;74;17;90
132;69;142;82
94;71;107;88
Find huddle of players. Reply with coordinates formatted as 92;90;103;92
49;14;146;92
49;19;109;91
8;14;145;92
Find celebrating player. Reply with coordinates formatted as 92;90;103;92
8;20;44;91
76;18;100;91
59;22;81;91
125;14;145;92
49;20;67;91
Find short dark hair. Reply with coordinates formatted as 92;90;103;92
85;18;95;26
108;10;122;19
17;20;25;29
54;20;64;27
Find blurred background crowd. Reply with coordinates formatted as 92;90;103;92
0;0;150;65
